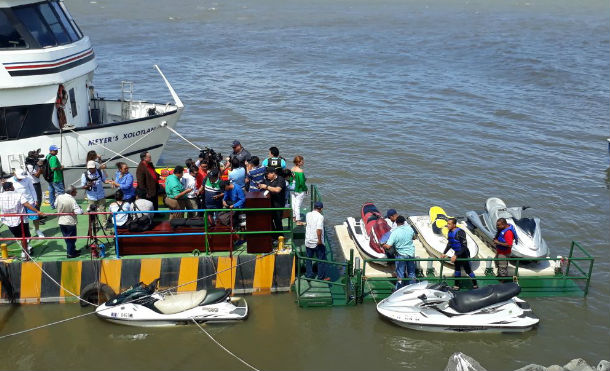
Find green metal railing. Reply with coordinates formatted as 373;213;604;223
295;249;355;306
360;241;594;297
113;207;294;257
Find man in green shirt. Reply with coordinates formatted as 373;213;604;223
163;166;192;219
46;145;64;210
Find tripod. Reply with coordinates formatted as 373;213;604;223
86;210;112;258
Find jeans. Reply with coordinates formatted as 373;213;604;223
395;253;416;289
60;224;77;257
48;181;65;209
305;244;327;279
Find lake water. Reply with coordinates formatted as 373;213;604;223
1;0;609;369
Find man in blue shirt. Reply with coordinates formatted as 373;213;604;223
246;156;266;192
220;180;246;230
382;215;417;290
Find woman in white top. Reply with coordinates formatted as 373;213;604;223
108;189;132;228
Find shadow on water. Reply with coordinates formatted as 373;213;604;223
0;305;20;332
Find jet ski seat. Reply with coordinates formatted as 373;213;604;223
449;283;521;313
153;290;208;314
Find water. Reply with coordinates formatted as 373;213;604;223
1;0;609;369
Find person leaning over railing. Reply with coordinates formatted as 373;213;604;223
163;165;192;220
0;182;44;258
55;185;83;258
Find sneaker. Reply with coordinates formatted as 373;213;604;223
452;285;460;291
21;246;33;258
36;230;45;238
472;285;479;289
67;250;81;259
322;277;331;281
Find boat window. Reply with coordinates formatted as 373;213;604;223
50;1;79;41
0;104;56;141
0;11;27;49
69;88;78;117
12;5;56;47
58;1;83;39
38;2;70;44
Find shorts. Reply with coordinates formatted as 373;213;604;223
26;207;38;221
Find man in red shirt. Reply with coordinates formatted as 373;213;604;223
493;217;517;278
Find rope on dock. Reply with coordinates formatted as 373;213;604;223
191;318;261;371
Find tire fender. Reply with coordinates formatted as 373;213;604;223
80;282;116;307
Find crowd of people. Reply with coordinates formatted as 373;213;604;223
0;141;312;258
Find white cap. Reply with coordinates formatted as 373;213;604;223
14;168;27;179
86;160;97;169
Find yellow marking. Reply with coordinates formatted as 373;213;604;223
215;256;236;290
177;257;199;292
253;254;275;295
20;262;42;302
60;260;82;303
290;255;296;285
140;258;162;286
100;259;122;295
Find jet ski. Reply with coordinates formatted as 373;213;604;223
407;207;478;264
466;197;549;259
346;202;393;265
376;281;539;333
95;279;248;327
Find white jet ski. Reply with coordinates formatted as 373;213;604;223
346;202;393;265
376;281;539;333
408;207;479;264
96;279;248;327
466;197;549;259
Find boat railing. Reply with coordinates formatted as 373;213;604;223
359;244;594;297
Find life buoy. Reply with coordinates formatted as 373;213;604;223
55;84;68;129
79;282;116;307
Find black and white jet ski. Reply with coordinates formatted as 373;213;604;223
376;281;539;333
95;279;248;327
466;197;549;259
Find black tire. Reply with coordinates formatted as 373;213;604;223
80;282;116;307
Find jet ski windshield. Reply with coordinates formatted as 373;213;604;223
449;283;521;313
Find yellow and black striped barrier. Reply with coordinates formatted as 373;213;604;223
0;254;295;304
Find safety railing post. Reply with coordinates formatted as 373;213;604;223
20;215;28;261
204;210;210;255
566;241;575;277
585;257;594;297
113;212;120;258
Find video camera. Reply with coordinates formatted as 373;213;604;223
25;148;44;167
198;147;223;170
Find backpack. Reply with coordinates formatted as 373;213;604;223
128;202;153;232
41;156;53;182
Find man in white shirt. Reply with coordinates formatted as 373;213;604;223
11;169;44;237
385;209;398;231
304;201;329;281
0;182;43;258
55;186;83;258
181;165;198;218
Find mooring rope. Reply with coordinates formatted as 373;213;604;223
66;129;139;165
164;125;201;151
191;318;261;371
0;250;280;340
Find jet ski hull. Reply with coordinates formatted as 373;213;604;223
346;217;389;265
376;281;539;333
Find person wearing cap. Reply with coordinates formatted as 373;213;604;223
0;182;44;258
163;165;192;220
55;185;83;258
382;215;417;290
136;151;160;210
46;144;64;209
304;201;329;280
10;168;44;238
259;166;287;242
229;140;251;168
385;209;399;231
81;160;107;218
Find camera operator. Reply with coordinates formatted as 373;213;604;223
81;161;108;224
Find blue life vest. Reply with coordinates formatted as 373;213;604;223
497;224;519;244
447;227;466;254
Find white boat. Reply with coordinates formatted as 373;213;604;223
96;280;248;327
0;0;183;193
376;281;539;333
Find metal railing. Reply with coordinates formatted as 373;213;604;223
112;207;294;258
